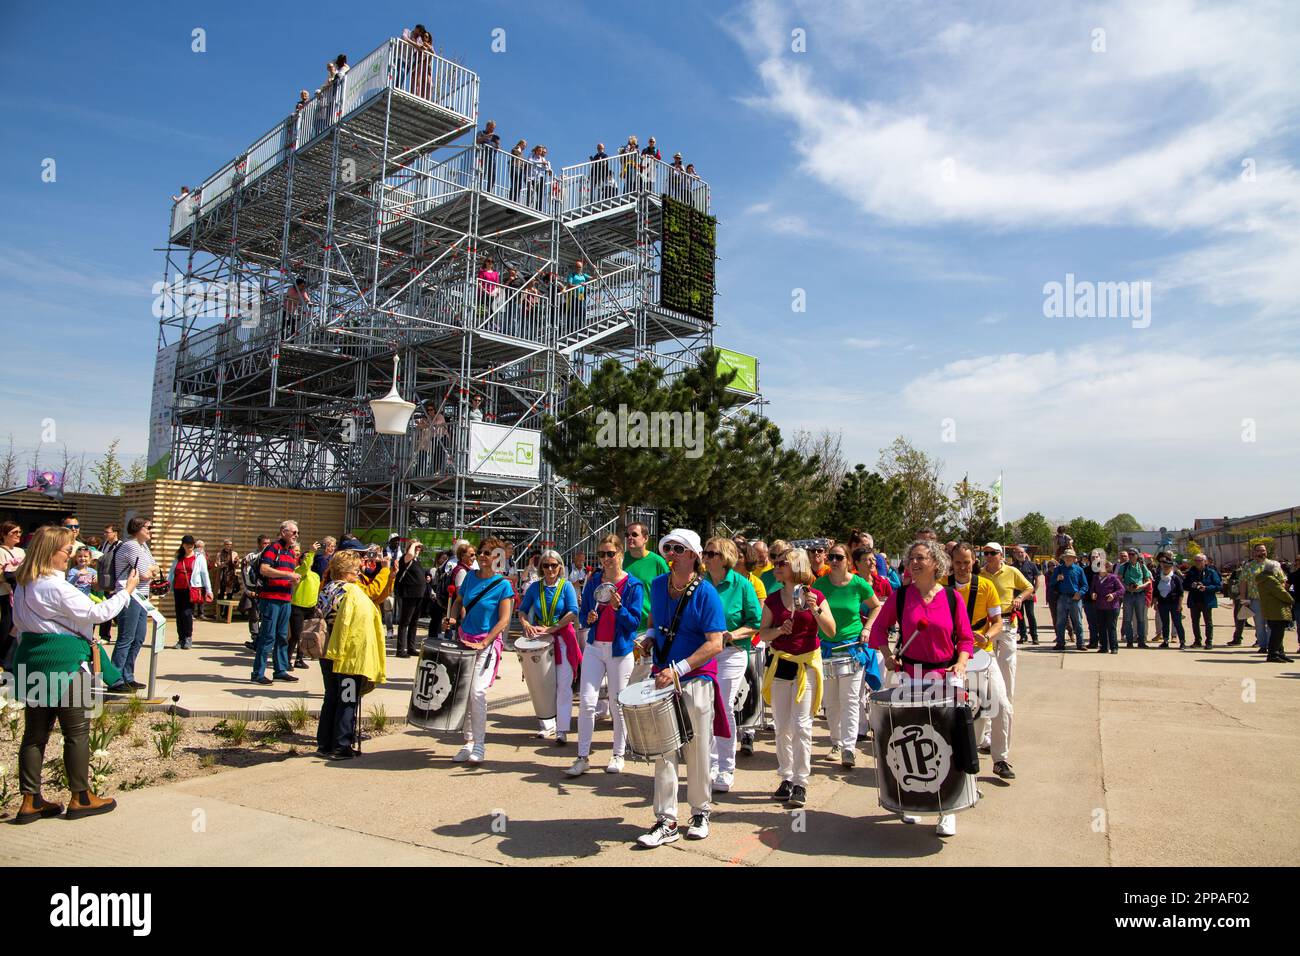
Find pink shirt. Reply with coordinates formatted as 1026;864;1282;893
594;573;629;643
868;584;974;675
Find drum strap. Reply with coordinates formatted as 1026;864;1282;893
654;576;700;670
895;585;962;668
945;572;987;632
539;579;565;626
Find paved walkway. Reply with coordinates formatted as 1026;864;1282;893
5;606;1297;866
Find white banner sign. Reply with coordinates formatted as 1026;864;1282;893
468;422;540;482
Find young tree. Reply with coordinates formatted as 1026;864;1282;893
942;478;1001;545
1103;512;1143;549
91;438;127;496
877;436;947;537
0;434;18;489
1067;517;1110;555
127;458;147;484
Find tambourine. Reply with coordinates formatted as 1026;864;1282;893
791;584;808;611
594;582;616;605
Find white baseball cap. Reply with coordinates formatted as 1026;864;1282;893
659;528;702;557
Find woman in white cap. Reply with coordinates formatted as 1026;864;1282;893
636;528;728;848
567;533;644;776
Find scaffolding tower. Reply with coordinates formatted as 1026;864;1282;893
155;36;761;557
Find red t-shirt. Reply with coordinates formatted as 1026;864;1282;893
765;588;823;656
594;573;629;643
174;555;194;591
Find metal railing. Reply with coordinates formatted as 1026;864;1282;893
555;262;641;343
560;154;710;216
172;37;479;239
475;145;557;214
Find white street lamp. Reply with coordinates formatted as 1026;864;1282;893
370;354;416;435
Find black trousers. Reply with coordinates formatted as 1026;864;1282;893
1188;603;1213;644
317;659;360;752
21;702;91;794
0;594;14;665
288;604;312;663
1267;620;1288;658
1016;596;1039;640
396;597;423;655
174;589;195;646
427;602;446;642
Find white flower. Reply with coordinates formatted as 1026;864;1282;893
92;749;109;761
0;765;7;777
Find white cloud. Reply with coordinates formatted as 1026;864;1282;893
764;343;1300;525
845;337;884;349
734;0;1300;318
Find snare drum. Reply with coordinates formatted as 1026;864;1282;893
962;649;993;718
824;649;861;680
515;636;557;720
618;678;693;760
868;684;979;816
734;647;763;732
408;639;478;733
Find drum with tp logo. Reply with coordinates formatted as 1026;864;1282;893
618;678;693;760
408;639;478;733
514;636;557;720
868;683;979;816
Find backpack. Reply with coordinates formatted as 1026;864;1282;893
97;541;120;593
243;550;265;591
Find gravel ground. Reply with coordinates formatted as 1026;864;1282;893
0;696;394;819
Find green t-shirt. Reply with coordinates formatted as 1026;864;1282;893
760;567;781;596
817;574;875;647
710;568;762;645
624;551;670;619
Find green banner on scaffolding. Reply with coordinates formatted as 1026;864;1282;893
717;348;758;394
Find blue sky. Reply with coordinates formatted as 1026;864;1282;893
2;0;1298;527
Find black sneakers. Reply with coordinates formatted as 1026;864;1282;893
774;780;793;801
788;785;807;807
993;761;1016;780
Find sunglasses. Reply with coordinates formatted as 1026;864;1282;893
663;544;688;555
773;560;789;568
596;550;617;559
827;554;846;562
701;550;720;558
810;547;826;553
64;524;80;530
540;563;560;570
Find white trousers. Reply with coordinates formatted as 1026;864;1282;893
463;642;499;747
771;676;814;787
973;652;1012;763
654;679;714;821
539;657;576;736
579;642;634;758
824;664;863;749
711;646;749;776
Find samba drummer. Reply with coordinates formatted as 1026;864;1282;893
517;549;581;744
945;542;1012;782
756;548;836;808
700;537;762;794
816;542;882;770
636;529;727;848
567;534;644;777
866;539;974;837
442;538;515;765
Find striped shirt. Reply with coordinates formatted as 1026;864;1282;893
258;540;298;601
113;538;156;598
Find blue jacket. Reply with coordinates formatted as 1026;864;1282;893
579;569;645;658
1183;566;1221;608
1051;563;1088;599
1153;571;1185;607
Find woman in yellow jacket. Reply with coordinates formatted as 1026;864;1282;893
315;550;387;760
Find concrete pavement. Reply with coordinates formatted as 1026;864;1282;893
4;604;1297;866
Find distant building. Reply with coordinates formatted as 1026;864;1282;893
1179;507;1300;567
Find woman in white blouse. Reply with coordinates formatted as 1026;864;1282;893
11;526;138;823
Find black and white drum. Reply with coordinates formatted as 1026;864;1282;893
868;684;979;816
408;639;477;733
618;678;693;760
734;646;763;733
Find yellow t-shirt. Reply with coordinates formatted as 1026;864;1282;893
983;563;1033;613
950;575;1003;651
748;572;767;602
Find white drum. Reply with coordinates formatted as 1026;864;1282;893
515;636;557;720
962;649;993;717
825;651;861;680
617;679;693;760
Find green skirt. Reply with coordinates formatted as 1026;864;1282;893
12;632;123;703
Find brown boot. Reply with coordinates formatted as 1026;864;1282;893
13;793;65;824
65;790;117;821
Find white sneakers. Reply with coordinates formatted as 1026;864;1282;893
636;818;680;848
685;812;710;840
556;732;568;745
605;755;624;774
902;812;957;836
468;745;485;764
453;745;473;763
565;756;590;777
713;771;734;792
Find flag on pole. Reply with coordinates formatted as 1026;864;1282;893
992;472;1004;528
